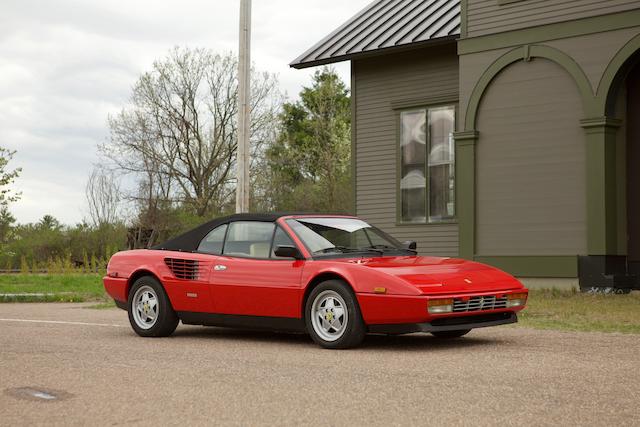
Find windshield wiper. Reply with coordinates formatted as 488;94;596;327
368;244;417;254
314;246;385;256
313;246;354;255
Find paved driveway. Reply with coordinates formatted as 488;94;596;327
0;303;638;426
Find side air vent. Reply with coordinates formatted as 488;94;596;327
165;258;200;280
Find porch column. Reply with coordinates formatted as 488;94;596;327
580;117;621;255
453;130;479;260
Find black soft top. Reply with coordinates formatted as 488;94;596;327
152;212;339;252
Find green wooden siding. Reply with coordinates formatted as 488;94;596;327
475;57;587;256
466;0;640;38
353;44;460;256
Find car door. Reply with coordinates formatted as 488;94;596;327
208;221;304;318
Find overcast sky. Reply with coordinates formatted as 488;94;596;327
0;0;371;224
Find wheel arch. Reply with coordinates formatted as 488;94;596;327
301;272;355;319
126;269;162;300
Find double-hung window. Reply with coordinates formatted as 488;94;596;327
399;105;455;224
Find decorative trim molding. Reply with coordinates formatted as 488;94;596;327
453;130;479;148
460;0;468;38
458;8;640;55
596;32;640;116
464;44;596;131
351;63;357;215
390;93;458;110
453;130;479;141
580;117;623;130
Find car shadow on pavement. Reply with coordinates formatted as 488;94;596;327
361;333;501;351
171;326;503;350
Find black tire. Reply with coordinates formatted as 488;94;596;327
127;276;179;337
430;329;471;339
305;280;366;349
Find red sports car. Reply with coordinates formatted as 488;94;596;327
104;213;528;349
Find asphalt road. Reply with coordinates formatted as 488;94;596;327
0;303;638;426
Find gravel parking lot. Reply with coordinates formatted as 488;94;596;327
1;303;638;426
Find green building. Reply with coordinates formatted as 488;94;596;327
291;0;640;291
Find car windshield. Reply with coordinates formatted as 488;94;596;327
286;217;409;257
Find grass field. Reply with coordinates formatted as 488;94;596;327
1;274;638;333
517;288;640;334
0;274;107;302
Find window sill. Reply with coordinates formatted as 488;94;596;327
395;220;458;227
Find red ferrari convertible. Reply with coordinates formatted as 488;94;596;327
104;213;528;349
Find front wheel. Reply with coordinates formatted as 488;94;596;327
430;329;471;339
305;280;366;349
127;276;179;337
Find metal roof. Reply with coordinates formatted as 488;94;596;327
290;0;460;69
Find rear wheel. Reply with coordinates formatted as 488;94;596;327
430;329;471;339
305;280;366;349
127;276;178;337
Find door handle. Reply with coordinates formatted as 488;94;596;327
213;265;227;271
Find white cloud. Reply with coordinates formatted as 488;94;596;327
0;0;371;224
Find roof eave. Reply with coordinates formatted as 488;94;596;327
289;35;459;69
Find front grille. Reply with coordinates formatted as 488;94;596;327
165;258;201;280
453;295;507;312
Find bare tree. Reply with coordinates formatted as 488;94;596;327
101;47;281;222
85;166;121;226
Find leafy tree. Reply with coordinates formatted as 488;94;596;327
0;207;16;244
0;147;21;208
0;147;21;260
38;215;62;231
261;67;351;212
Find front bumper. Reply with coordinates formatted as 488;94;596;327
368;312;517;334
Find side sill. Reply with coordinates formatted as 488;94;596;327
368;312;517;334
177;311;306;333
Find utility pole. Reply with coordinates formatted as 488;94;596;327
235;0;251;213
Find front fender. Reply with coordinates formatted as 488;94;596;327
301;260;422;296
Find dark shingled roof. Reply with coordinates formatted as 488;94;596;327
290;0;460;69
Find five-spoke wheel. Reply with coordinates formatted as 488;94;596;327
131;285;159;330
305;280;365;349
127;276;179;337
310;290;348;342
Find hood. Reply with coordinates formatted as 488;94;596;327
339;255;523;295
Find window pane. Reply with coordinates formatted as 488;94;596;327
271;227;296;259
223;221;275;258
197;224;227;254
428;106;455;221
400;110;426;223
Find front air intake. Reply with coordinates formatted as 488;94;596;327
164;258;200;280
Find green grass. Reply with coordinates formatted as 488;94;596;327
0;273;108;303
517;288;640;334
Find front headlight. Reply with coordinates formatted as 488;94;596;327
428;298;453;314
506;292;528;308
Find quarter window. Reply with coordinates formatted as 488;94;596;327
400;105;455;223
197;224;228;254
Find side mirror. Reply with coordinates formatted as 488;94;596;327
403;241;417;251
274;245;304;260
